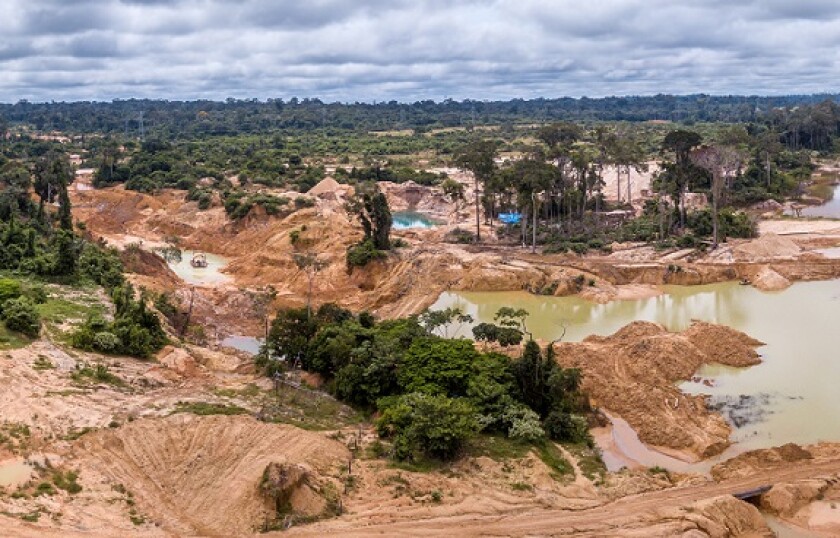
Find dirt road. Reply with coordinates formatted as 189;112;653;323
290;459;840;536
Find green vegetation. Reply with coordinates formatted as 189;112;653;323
2;297;41;337
172;401;249;416
0;139;166;357
4;96;839;143
263;304;590;464
345;183;393;268
71;282;167;358
70;362;124;387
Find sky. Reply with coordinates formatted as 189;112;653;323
1;0;839;103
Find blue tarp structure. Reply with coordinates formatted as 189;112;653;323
498;212;522;225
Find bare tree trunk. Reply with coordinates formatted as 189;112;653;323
626;166;631;205
712;173;721;249
766;152;772;188
532;196;538;253
474;177;481;242
616;167;621;204
180;287;195;338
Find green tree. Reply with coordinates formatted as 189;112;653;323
441;178;465;224
34;151;72;204
418;307;473;338
454;140;498;242
346;182;393;255
376;392;479;461
691;145;746;248
52;230;77;276
398;337;480;396
267;307;319;368
661;130;703;229
2;296;41;337
293;252;326;318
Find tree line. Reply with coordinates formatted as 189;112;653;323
453;121;814;251
2;95;839;141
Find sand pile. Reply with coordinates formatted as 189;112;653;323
750;266;792;291
308;177;344;197
732;233;801;260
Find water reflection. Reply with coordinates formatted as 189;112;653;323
800;184;840;218
432;280;840;452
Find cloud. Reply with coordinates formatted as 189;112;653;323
0;0;838;102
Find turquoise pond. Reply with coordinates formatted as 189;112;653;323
392;211;439;229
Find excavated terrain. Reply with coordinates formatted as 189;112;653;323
0;178;828;536
75;415;349;536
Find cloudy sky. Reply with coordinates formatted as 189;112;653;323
1;0;839;103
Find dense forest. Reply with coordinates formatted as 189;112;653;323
2;94;839;141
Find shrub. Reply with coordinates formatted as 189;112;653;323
397;337;480;396
376;393;479;461
93;331;121;353
3;297;41;337
504;405;546;442
445;227;475;244
0;278;23;307
543;412;590;444
197;192;212;210
346;239;386;268
294;196;315;209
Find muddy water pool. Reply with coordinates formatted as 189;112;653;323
791;183;840;218
166;250;231;285
221;335;263;355
0;459;34;488
432;280;840;460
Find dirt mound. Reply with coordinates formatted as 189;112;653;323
77;414;348;536
711;444;813;481
308;177;344;197
749;266;792;291
760;478;833;517
557;321;763;460
119;246;180;287
732;233;802;261
688;495;773;537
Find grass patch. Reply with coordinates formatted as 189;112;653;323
37;298;103;325
649;465;671;477
466;434;532;461
172;401;249;416
259;389;362;431
46;389;90;397
0;422;31;452
212;383;261;399
510;481;534;491
535;443;574;481
32;355;55;371
53;470;82;494
388;458;446;474
0;325;30;350
566;443;607;482
71;362;124;387
62;427;96;441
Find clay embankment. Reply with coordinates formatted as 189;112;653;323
554;321;763;461
71;185;840;335
713;443;840;536
295;445;840;537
